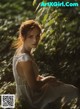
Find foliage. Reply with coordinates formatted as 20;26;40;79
34;0;80;86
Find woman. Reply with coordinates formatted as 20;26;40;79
12;20;79;109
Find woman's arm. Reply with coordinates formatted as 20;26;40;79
38;75;63;86
41;76;57;83
37;74;59;83
18;60;44;91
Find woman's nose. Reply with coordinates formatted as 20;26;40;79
33;38;37;43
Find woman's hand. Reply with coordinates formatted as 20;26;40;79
36;75;44;81
37;75;63;89
41;76;56;82
41;76;63;86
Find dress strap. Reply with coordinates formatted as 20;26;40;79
17;53;31;62
13;53;31;65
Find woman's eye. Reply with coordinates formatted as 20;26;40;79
28;34;40;39
37;34;40;38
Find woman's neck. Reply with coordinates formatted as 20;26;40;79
21;45;32;55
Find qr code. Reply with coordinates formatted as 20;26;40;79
1;94;15;108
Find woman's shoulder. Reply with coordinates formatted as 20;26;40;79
13;46;33;62
13;52;31;62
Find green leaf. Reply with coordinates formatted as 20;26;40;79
42;14;48;24
33;0;36;6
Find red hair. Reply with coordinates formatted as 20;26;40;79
12;20;42;49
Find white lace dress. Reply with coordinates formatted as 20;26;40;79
13;53;78;109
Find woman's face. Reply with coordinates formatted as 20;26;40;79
23;27;41;50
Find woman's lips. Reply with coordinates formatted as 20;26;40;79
32;44;37;46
